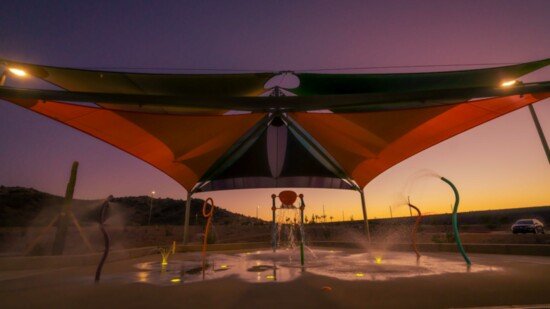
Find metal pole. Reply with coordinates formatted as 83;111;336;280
271;194;277;252
95;195;112;282
389;205;393;218
183;192;192;245
148;191;155;225
299;194;306;266
528;104;550;165
359;190;371;242
441;177;471;265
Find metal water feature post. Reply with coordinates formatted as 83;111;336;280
271;194;277;252
441;177;471;265
201;198;214;280
407;202;422;259
298;194;306;266
95;195;113;282
183;192;192;244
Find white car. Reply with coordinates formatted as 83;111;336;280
511;219;545;234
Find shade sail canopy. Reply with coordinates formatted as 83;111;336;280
1;58;549;192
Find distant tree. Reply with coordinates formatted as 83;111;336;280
329;216;333;222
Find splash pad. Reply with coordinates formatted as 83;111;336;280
128;248;497;286
136;186;490;286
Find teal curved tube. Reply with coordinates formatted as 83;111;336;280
441;177;471;265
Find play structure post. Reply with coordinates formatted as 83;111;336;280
271;194;277;252
52;161;78;255
299;194;306;266
183;192;192;244
359;190;371;242
528;105;550;165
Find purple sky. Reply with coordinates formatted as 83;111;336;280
1;0;549;221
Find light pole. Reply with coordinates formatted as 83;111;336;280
148;191;156;225
256;205;259;220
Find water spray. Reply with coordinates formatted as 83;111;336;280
159;246;172;267
440;177;471;265
202;198;214;279
407;202;422;259
95;195;113;282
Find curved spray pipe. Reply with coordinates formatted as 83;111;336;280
202;198;214;279
95;195;113;282
441;177;471;265
407;202;422;259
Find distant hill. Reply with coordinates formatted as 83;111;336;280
0;186;262;227
2;185;548;229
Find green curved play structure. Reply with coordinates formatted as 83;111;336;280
441;177;471;265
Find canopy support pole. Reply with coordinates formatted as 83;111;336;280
359;189;371;242
183;192;192;245
528;104;550;165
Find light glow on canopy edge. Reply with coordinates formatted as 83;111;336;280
8;68;27;77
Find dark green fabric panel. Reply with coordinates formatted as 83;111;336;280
206;129;273;180
3;82;550;113
279;128;341;178
294;59;550;96
197;114;271;183
0;58;273;97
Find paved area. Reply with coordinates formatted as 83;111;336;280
1;251;549;308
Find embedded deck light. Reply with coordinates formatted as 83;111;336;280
8;68;27;77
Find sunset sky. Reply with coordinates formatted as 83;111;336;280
0;0;549;222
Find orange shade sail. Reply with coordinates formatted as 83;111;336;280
1;58;549;193
290;93;550;188
8;98;266;191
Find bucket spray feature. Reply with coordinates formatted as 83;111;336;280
270;191;306;266
441;177;471;265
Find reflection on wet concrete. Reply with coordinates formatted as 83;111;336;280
126;249;500;285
